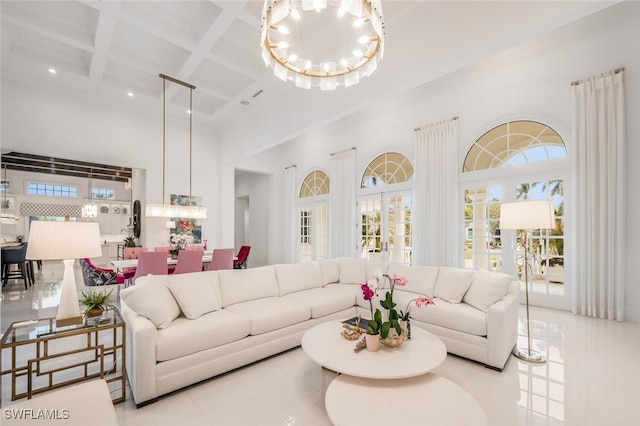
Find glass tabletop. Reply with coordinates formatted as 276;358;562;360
1;308;122;345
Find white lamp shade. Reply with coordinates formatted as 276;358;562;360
500;200;556;230
26;221;102;260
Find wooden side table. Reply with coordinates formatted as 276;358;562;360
0;308;126;404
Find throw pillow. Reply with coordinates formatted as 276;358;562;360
167;271;222;320
120;274;181;329
434;267;476;304
463;269;514;312
339;259;367;284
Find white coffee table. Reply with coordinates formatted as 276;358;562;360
325;374;487;426
302;321;486;426
301;321;447;379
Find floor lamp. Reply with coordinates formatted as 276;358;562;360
26;221;102;326
500;200;555;363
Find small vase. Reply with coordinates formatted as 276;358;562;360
365;333;380;352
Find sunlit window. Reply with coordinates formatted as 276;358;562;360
463;121;566;172
361;152;413;188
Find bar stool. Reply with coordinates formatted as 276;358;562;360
1;243;32;289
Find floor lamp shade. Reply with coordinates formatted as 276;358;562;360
500;200;555;230
26;222;102;325
499;200;555;363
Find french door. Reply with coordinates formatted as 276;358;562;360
358;191;412;264
462;173;569;310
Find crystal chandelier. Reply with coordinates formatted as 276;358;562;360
261;0;385;90
146;74;207;220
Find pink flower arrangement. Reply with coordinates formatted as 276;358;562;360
400;296;435;339
361;284;381;335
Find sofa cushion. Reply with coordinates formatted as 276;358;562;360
463;269;514;312
218;266;279;307
120;274;180;329
275;262;323;296
318;259;340;285
224;297;310;335
434;267;475;303
156;310;251;361
283;287;355;318
410;297;488;336
339;258;367;284
387;264;439;297
167;271;221;320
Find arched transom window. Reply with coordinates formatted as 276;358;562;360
463;121;566;172
299;170;330;198
361;152;414;188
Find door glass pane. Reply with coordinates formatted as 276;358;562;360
387;194;412;264
297;204;329;262
515;179;565;295
359;198;382;261
464;187;502;271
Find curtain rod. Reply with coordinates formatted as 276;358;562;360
330;147;356;156
571;67;625;86
414;116;459;132
284;164;296;170
159;73;196;90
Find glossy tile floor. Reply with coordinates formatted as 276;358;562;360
2;262;639;425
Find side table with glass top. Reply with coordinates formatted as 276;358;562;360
0;308;126;404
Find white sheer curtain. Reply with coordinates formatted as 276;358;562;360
413;118;459;266
330;148;356;258
571;69;626;321
283;165;297;263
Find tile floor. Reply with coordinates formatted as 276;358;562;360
1;261;639;425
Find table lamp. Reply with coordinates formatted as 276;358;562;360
500;200;555;363
26;221;102;326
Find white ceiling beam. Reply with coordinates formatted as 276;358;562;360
88;1;120;80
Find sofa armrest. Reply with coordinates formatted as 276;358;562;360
486;281;520;369
120;300;158;405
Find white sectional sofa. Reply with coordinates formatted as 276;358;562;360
120;259;519;406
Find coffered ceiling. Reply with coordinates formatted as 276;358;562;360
0;1;620;139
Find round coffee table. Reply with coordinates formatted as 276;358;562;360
301;321;447;379
325;374;487;426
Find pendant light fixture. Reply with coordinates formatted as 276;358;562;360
261;0;385;90
146;74;207;220
81;168;98;219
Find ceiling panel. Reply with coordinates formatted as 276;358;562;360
0;0;621;141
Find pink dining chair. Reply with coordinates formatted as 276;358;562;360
209;248;235;271
132;251;168;284
185;245;205;251
154;246;171;257
173;250;204;274
123;247;148;283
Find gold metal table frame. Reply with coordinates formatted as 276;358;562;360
1;308;126;404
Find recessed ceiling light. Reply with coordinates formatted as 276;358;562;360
48;68;57;74
240;100;250;106
127;92;134;97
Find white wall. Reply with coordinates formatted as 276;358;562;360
0;82;222;250
234;171;270;267
222;2;640;319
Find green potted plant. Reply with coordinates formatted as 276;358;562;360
122;225;136;247
79;288;115;318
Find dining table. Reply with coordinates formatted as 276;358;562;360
110;252;214;272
